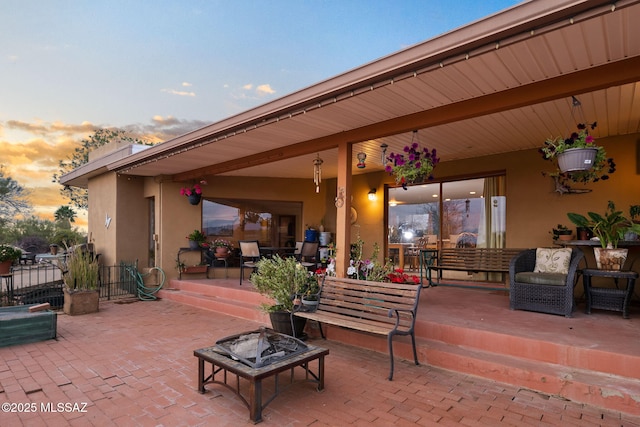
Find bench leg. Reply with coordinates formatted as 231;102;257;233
411;333;419;367
387;334;395;381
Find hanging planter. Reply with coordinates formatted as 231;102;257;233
385;130;439;190
540;121;616;190
557;147;598;173
180;180;207;204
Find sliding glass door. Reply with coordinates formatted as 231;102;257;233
387;174;505;273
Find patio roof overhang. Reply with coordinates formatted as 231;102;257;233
60;0;640;188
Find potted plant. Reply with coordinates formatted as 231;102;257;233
550;224;573;241
385;131;439;190
61;249;100;315
0;245;22;274
567;201;640;270
210;238;234;258
625;205;640;241
540;123;616;185
299;274;320;312
180;180;207;205
186;229;206;250
251;255;311;336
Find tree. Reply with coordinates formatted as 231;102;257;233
53;128;149;210
54;205;77;229
0;165;31;221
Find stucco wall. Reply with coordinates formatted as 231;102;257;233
88;173;148;267
91;132;639;278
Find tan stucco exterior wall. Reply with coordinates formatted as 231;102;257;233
88;133;639;279
88;173;149;267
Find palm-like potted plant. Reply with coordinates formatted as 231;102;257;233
61;249;100;315
0;245;22;274
251;255;313;336
567;201;640;270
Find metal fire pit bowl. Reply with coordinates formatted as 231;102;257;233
215;328;309;368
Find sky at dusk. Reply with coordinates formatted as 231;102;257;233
0;0;521;229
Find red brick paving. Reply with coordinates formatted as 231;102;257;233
1;299;639;426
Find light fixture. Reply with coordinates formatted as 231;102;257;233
356;152;367;169
313;153;323;193
368;188;377;201
380;143;388;164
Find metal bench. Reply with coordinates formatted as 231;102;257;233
428;247;525;287
293;275;421;380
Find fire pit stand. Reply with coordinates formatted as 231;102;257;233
194;329;329;423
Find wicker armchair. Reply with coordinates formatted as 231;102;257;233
509;248;584;317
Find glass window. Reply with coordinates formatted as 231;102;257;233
386;175;505;271
203;198;302;247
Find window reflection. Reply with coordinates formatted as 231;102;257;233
203;199;302;247
387;176;505;270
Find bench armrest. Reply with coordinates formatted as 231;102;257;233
387;307;417;332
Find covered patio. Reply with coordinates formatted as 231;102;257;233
60;0;640;280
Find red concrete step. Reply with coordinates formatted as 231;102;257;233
158;280;270;324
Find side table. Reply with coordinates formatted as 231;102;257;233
209;256;228;279
583;269;638;319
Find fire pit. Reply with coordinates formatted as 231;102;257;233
215;327;308;368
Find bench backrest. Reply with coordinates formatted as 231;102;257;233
438;247;525;270
318;276;421;328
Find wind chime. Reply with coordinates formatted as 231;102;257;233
313;153;323;193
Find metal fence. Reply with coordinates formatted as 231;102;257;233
1;262;140;309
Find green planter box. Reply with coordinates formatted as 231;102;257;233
0;305;57;347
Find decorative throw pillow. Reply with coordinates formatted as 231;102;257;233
533;247;571;274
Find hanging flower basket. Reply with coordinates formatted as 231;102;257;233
385;131;438;190
557;147;598;173
188;193;201;205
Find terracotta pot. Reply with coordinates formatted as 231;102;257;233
214;247;229;258
593;247;628;271
558;234;573;241
0;260;12;275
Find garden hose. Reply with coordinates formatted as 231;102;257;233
134;266;166;301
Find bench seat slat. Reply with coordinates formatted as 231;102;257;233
295;311;397;335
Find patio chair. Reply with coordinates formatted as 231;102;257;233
509;248;584;317
239;240;261;285
296;241;319;271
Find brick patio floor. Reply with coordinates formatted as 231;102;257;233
1;299;639;426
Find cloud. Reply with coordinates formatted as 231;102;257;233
6;119;96;136
233;83;276;100
256;84;275;96
182;82;192;87
125;116;211;142
161;88;196;97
